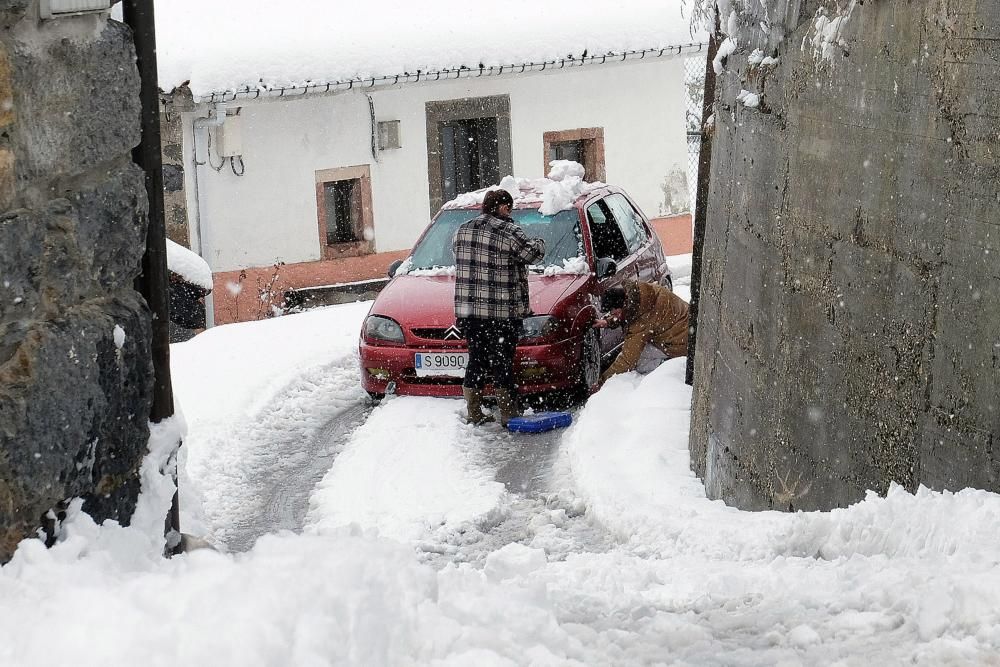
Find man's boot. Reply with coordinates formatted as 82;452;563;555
494;388;520;428
463;387;494;425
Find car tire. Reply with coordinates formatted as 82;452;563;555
366;391;384;404
574;328;601;400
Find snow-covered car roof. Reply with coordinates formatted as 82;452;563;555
442;161;608;217
150;0;707;100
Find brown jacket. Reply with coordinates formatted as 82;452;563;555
601;282;689;382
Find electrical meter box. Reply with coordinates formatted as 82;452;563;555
217;115;243;158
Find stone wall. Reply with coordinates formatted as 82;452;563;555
161;87;193;247
690;0;1000;510
0;3;151;560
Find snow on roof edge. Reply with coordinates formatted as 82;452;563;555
180;43;709;103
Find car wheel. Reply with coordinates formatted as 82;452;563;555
366;391;385;404
575;328;601;399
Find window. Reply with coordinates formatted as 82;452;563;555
587;200;629;261
315;165;375;258
439;117;500;203
548;139;584;164
542;128;605;181
605;193;648;254
324;180;359;244
410;209;582;271
426;95;512;215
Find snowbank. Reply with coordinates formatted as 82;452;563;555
166;239;213;291
307;397;507;543
169;302;372;542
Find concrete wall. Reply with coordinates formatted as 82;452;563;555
0;4;151;560
183;56;689;272
690;0;1000;510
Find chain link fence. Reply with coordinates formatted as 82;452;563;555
684;56;707;212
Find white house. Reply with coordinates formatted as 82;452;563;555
154;0;707;279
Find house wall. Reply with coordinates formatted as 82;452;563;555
186;56;689;272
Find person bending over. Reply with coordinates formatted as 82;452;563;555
594;280;689;383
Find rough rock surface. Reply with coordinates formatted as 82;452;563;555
690;1;1000;510
0;8;151;560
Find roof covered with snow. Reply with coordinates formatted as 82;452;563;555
151;0;707;99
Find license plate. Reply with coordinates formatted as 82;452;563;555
414;352;468;377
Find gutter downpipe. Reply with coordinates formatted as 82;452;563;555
122;0;180;554
190;102;226;328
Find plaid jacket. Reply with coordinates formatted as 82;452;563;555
453;213;546;320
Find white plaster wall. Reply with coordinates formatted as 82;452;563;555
188;56;688;272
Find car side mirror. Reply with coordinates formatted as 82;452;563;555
595;258;617;279
387;259;403;278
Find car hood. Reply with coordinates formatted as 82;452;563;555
371;273;590;330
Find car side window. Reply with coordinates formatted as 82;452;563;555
586;200;630;261
606;194;646;254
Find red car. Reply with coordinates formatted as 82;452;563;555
359;184;672;400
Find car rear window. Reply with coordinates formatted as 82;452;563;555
409;208;583;270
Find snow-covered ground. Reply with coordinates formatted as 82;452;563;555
2;257;1000;665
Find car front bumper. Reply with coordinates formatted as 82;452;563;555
359;337;582;397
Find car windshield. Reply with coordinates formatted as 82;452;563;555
408;208;584;270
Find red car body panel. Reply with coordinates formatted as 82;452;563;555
359;186;669;398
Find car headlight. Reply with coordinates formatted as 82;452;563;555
364;315;405;344
521;316;560;341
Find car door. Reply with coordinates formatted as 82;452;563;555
585;198;634;354
605;193;660;283
586;198;637;281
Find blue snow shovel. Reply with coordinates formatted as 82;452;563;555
505;411;573;433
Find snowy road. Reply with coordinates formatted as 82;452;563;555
224;402;373;553
223;392;617;566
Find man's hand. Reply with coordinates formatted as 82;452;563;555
593;318;610;329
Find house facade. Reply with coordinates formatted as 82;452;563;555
170;51;701;279
153;1;707;323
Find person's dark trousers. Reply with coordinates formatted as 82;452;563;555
460;317;521;391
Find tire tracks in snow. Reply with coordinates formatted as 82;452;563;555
418;411;620;568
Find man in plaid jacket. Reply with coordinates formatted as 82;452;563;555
453;189;545;426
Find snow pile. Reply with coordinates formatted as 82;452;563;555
737;88;760;108
803;2;860;63
546;160;586;182
112;324;126;350
713;35;738;74
166;239;213;290
408;266;456;277
537;256;590;276
393;256;456;277
150;0;706;98
443;164;606;216
666;252;692;302
169;302;372;542
307;398;508;543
